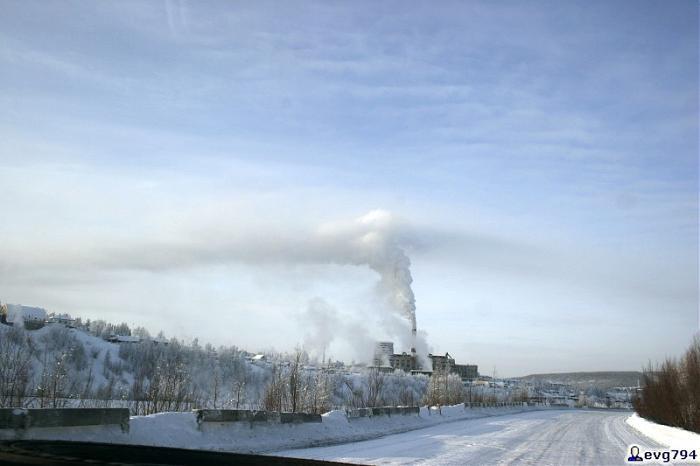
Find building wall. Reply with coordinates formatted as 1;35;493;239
389;353;417;372
381;347;477;379
373;342;395;366
6;304;47;330
453;364;479;380
429;353;455;373
428;353;478;380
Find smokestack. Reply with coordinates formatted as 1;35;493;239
411;314;417;356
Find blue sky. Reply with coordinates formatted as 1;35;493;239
0;0;697;375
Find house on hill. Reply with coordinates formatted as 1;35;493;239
5;304;47;330
47;313;76;327
106;334;141;344
250;354;267;365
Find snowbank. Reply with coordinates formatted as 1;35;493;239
626;413;700;448
2;405;553;454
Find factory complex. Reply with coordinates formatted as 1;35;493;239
371;341;479;381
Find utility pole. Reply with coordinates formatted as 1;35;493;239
444;367;448;404
492;366;497;404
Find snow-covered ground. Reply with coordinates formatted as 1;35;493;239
626;413;700;449
1;405;547;453
277;410;661;465
3;406;671;464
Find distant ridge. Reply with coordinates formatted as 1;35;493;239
516;371;643;389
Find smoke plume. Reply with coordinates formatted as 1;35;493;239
315;210;419;349
300;297;376;363
8;208;427;355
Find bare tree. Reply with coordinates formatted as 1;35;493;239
262;364;286;412
36;346;74;408
343;379;365;408
288;351;303;412
0;327;34;407
307;370;331;414
232;370;248;409
365;368;385;407
634;335;700;433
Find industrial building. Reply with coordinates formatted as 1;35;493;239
372;342;479;381
427;352;478;380
452;363;479;380
428;352;455;372
389;352;419;372
372;341;394;366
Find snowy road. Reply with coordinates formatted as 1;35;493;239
277;410;661;465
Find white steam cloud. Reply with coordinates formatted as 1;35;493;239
314;210;419;351
5;208;428;357
300;297;376;363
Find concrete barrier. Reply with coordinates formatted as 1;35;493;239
346;408;371;418
194;409;320;427
280;412;321;424
395;407;419;415
464;402;529;409
347;406;419;418
194;409;269;425
0;410;27;429
0;408;129;433
370;407;389;417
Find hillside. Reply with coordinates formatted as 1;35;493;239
516;371;642;389
0;322;432;413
